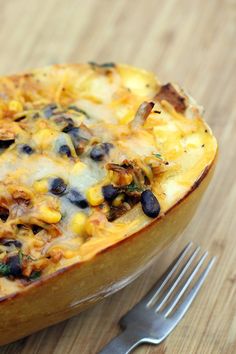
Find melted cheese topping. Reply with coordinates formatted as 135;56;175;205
0;63;217;296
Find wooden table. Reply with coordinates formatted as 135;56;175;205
0;0;235;353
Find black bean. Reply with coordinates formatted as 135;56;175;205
6;255;22;276
0;139;15;149
50;178;67;195
63;126;79;138
102;185;119;201
0;207;9;222
64;126;89;142
62;121;75;133
103;142;114;153
32;225;43;235
1;239;22;248
58;144;71;157
63;125;91;142
90;145;105;161
90;143;113;161
62;123;74;133
44;103;58;118
140;190;160;218
21;144;34;155
67;189;88;209
62;126;83;155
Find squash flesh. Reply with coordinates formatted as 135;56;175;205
0;63;217;297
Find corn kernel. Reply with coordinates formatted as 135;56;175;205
32;239;45;248
70;212;87;235
38;205;61;224
33;179;48;194
86;185;104;206
64;250;77;259
8;100;23;112
112;193;125;207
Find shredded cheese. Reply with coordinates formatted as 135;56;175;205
0;63;217;296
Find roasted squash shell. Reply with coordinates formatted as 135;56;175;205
0;63;217;344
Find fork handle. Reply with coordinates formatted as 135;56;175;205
98;328;143;354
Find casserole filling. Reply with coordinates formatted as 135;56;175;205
0;63;217;295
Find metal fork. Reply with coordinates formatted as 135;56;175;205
99;243;215;354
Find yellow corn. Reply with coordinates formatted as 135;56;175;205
112;193;125;207
64;250;77;259
33;179;48;194
33;239;45;247
8;100;23;112
70;212;87;235
86;185;104;206
38;205;61;224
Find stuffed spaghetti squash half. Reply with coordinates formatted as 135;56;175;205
0;63;217;344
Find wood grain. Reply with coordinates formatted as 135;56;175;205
0;0;235;353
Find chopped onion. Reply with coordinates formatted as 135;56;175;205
130;101;154;129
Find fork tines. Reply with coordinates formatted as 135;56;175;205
145;242;216;318
99;242;215;353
